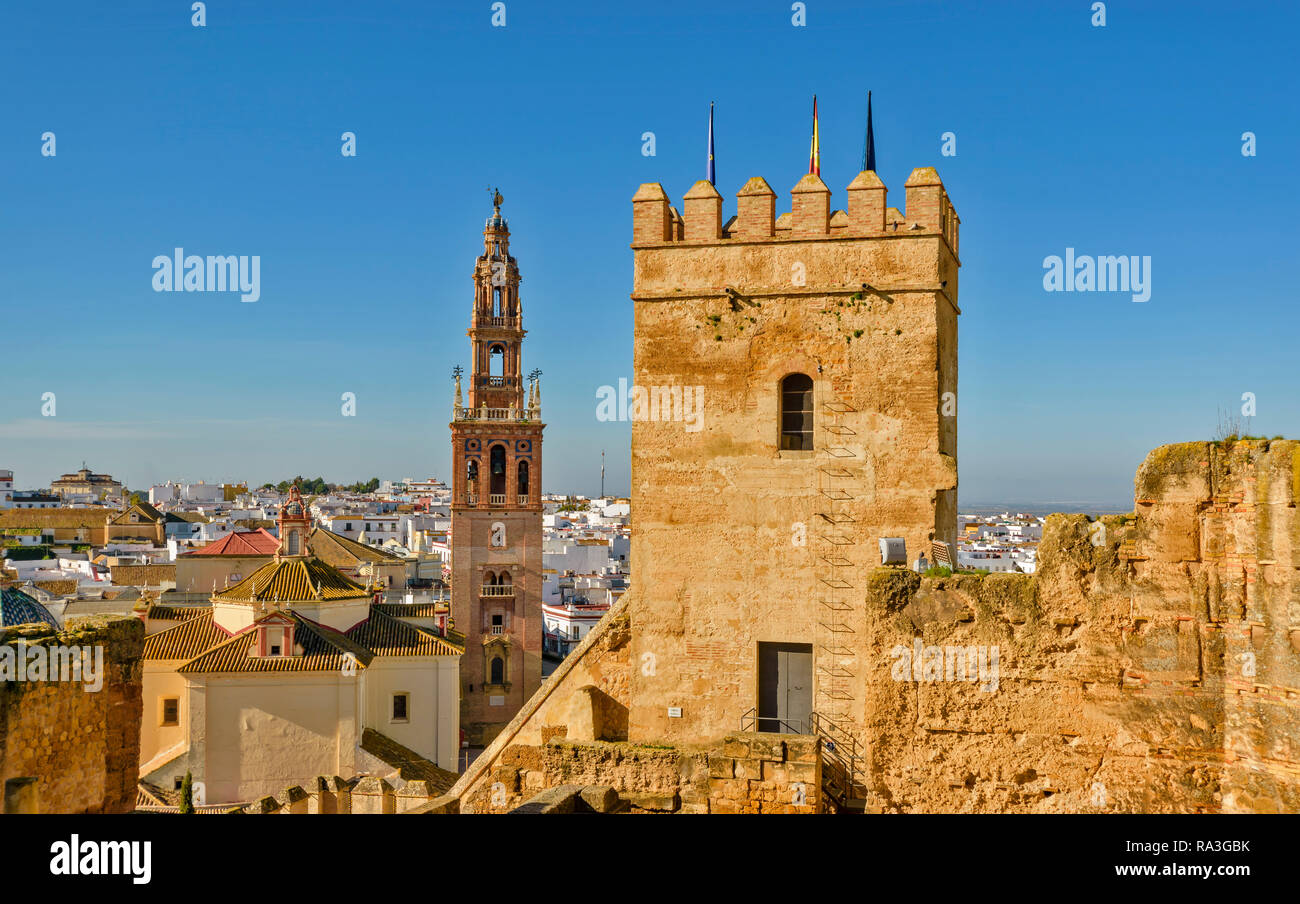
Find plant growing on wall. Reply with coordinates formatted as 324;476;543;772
179;771;195;814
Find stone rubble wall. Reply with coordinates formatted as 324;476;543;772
0;615;143;813
422;731;819;814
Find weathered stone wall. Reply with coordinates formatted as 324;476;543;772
438;439;1300;813
858;439;1300;812
0;615;144;813
627;171;960;745
429;731;818;814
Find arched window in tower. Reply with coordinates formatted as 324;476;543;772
287;530;300;555
489;344;505;379
517;460;529;499
489;444;507;497
466;460;479;498
780;374;815;451
489;656;505;686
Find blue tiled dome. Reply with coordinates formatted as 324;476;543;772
0;586;60;629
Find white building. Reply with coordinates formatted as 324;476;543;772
0;470;13;508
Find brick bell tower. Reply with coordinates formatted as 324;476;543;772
450;189;545;747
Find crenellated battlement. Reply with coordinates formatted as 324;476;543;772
632;168;959;256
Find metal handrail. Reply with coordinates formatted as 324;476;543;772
738;707;804;735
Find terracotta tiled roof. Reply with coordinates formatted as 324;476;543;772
111;564;176;586
373;602;447;618
181;529;280;557
165;512;210;524
0;509;107;530
309;527;406;566
347;608;462;656
32;579;77;597
146;604;209;621
360;728;459;792
213;557;368;605
108;502;165;524
137;781;175;807
143;610;231;661
177;612;375;674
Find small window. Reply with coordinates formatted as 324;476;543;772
162;698;179;726
392;693;409;721
174;776;184;791
779;374;814;451
489;657;505;685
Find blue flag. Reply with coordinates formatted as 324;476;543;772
707;102;716;185
862;90;876;172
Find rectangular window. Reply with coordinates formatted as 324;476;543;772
162;697;179;726
392;693;409;722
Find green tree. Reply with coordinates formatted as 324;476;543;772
179;771;195;814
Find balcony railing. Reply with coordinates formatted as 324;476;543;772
517;495;530;505
481;585;515;596
454;406;535;422
491;625;504;635
465;494;478;505
477;316;518;329
489;494;506;505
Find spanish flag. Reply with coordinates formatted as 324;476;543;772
808;95;820;176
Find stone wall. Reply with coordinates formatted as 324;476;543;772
854;439;1300;812
437;439;1300;813
627;172;960;745
0;615;144;813
421;731;819;814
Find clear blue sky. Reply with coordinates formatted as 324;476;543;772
1;0;1295;506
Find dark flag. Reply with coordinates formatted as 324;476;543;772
707;102;716;185
863;90;876;172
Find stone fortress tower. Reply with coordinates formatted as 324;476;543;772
626;167;960;746
434;165;1300;816
449;190;545;746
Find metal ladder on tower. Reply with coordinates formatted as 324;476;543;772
811;393;870;812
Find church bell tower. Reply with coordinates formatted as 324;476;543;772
450;190;545;747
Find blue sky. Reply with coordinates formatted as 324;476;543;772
0;0;1295;505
